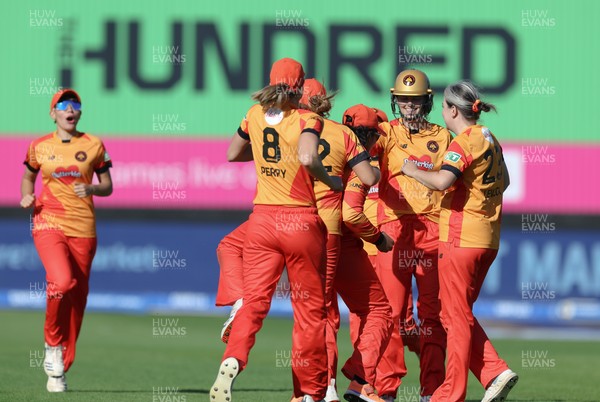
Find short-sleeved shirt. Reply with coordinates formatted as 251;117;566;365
377;119;453;225
314;119;370;235
439;125;506;249
24;131;112;238
238;104;324;207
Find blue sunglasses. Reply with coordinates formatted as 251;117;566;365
55;100;82;111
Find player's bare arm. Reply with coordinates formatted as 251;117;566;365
227;136;253;162
402;161;456;191
226;132;250;162
352;159;380;187
74;170;113;198
298;131;342;192
20;168;38;208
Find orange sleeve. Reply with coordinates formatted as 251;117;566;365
441;135;472;177
237;112;250;140
93;141;113;174
300;113;324;137
342;174;381;243
24;141;40;172
344;129;370;168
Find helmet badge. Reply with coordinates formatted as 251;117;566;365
403;75;416;86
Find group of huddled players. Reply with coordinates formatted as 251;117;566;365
209;58;518;402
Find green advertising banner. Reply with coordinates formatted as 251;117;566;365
2;0;597;141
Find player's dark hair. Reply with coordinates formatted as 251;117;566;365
444;80;496;121
299;91;338;118
252;84;301;111
347;126;379;149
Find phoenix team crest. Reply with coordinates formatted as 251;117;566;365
75;151;87;162
403;75;416;86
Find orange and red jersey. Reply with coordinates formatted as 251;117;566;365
439;125;506;249
342;163;381;245
313;119;370;235
362;157;380;256
377;119;452;225
238;104;324;207
24;131;112;238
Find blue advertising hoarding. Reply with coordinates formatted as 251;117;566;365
1;217;599;325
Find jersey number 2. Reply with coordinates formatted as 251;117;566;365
482;146;503;184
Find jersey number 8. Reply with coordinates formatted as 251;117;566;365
262;128;332;171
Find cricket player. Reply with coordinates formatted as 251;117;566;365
402;80;517;402
20;89;113;392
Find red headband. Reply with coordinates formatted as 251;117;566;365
472;99;482;113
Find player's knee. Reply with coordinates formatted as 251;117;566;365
46;278;74;298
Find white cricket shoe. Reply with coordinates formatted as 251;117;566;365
47;375;67;392
43;343;64;377
325;378;340;402
221;299;243;344
210;357;239;402
481;369;518;402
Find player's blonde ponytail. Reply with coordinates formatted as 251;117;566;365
444;80;496;121
251;84;301;111
299;92;337;118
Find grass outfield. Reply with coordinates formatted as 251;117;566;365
0;310;597;402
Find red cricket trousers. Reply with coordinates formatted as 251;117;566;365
215;223;342;392
324;234;342;385
431;241;508;402
223;205;329;400
337;235;393;384
375;215;446;397
349;255;420;357
33;230;97;373
215;221;248;306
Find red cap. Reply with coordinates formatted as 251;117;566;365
342;104;386;135
50;88;81;110
269;58;305;89
373;108;389;123
300;78;326;105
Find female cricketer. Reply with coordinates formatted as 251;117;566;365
210;58;342;402
20;89;113;392
401;80;517;402
357;108;421;359
299;80;381;402
375;70;451;401
213;78;381;402
335;104;395;402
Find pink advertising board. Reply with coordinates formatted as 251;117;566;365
2;136;598;213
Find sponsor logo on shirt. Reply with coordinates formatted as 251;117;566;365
404;157;434;170
265;107;284;125
482;127;494;144
51;166;82;183
444;151;462;163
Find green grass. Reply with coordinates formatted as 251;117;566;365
0;310;598;401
